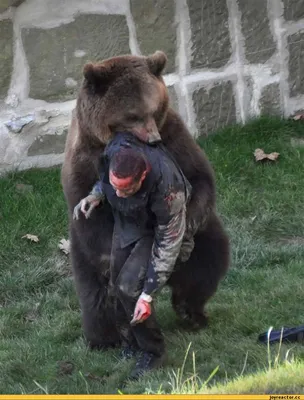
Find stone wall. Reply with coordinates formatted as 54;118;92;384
0;0;304;173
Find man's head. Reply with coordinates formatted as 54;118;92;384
109;148;148;198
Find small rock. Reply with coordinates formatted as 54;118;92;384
5;114;35;133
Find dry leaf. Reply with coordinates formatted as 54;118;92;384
254;148;266;161
22;234;39;242
266;152;280;161
254;148;280;162
292;112;304;121
58;238;70;255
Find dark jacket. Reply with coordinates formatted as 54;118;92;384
91;132;192;296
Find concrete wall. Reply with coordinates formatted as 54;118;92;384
0;0;304;173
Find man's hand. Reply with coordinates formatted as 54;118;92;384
73;194;102;220
130;293;152;325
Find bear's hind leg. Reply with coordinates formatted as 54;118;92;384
169;212;230;329
70;226;120;349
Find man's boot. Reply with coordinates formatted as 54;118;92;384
128;351;166;380
119;345;138;360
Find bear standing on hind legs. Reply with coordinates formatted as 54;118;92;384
61;50;230;349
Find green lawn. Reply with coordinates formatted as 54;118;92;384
0;117;303;394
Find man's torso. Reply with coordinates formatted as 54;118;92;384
101;132;190;248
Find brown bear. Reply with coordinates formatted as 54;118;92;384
61;51;230;349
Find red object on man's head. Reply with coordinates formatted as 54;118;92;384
109;172;134;189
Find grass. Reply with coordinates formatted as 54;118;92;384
0;116;303;394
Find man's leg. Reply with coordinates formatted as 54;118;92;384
109;230;139;358
114;235;166;377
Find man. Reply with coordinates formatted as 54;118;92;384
73;132;192;379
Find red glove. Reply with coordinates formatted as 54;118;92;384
130;293;152;325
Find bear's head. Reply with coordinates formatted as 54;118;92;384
76;51;169;146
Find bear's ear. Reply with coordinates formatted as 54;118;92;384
147;51;167;76
83;62;110;84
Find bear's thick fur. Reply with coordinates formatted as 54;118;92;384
61;51;230;349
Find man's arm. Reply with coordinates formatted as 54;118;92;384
73;179;105;220
130;185;187;325
89;180;105;201
143;189;187;297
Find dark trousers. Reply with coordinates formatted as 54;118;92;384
109;231;165;357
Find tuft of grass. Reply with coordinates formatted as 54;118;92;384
144;329;303;395
0;116;304;394
166;343;219;394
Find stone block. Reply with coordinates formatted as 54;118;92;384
193;81;236;136
0;19;13;99
167;85;179;113
288;31;304;97
283;0;304;21
187;0;231;70
28;131;68;156
130;0;176;73
0;0;24;13
238;0;276;63
22;14;130;101
259;83;282;116
2;110;70;164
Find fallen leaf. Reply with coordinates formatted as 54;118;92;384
292;112;304;120
57;361;74;376
254;148;280;162
266;152;280;161
58;238;70;255
15;183;33;194
22;234;39;243
254;148;266;161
